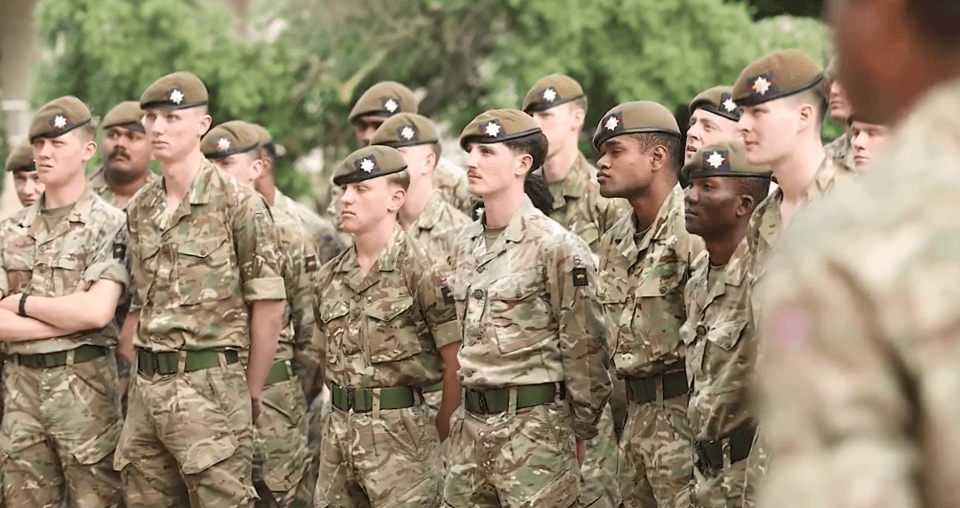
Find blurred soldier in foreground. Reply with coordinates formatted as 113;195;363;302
755;0;960;506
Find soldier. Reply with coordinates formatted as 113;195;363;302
201;121;314;508
114;72;287;508
88;100;159;209
680;141;770;508
0;96;126;507
686;86;743;164
522;74;623;508
313;145;461;507
6;139;44;208
443;109;611;508
822;60;855;171
249;123;344;265
847;114;890;172
753;0;960;506
349;81;472;215
593;101;703;508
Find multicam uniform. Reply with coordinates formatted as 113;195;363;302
434;158;475;217
0;189;128;508
274;189;344;265
87;165;160;210
313;226;459;508
443;196;612;508
115;159;286;508
598;185;704;508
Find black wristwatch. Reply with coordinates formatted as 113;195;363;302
18;293;27;317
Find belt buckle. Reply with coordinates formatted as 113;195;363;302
148;352;160;376
478;391;488;414
346;386;355;411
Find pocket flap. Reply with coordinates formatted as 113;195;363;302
704;319;748;351
52;256;82;270
178;237;227;258
319;300;349;323
487;267;541;301
365;295;415;322
637;274;678;298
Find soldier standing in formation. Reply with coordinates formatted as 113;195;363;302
88;100;159;209
685;86;743;165
7;140;44;209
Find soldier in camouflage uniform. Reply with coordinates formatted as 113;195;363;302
201;121;316;508
0;96;126;507
593;101;704;508
313;145;461;507
443;110;611;508
349;82;473;215
87;100;159;209
685;86;743;165
822;60;855;172
522;74;624;508
7;139;44;208
250;123;345;266
370;113;471;420
847;113;891;173
679;141;770;508
754;1;960;505
115;72;287;508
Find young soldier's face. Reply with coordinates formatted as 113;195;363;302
212;152;263;188
686;109;740;164
32;130;95;187
737;100;800;166
103;125;151;177
596;135;653;199
531;103;582;159
464;142;527;200
352;115;387;148
684;176;742;240
13;170;44;208
143;107;211;164
850;120;891;171
338;177;404;235
828;80;854;123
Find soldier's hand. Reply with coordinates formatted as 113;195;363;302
576;438;586;465
251;396;262;422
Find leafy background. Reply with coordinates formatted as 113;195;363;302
26;0;835;210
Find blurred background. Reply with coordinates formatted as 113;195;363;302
0;0;834;217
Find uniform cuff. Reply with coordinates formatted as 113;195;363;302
243;277;286;301
431;320;462;349
83;261;130;290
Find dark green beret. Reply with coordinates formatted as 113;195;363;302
522;74;585;113
370;113;439;148
140;71;208;111
459;109;541;151
593;101;680;150
29;96;92;142
200;121;260;160
681;140;772;182
5;139;35;173
248;123;272;146
732;49;824;107
102;101;144;132
689;85;741;122
349;81;418;123
333;145;408;186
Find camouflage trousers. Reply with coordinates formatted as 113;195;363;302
253;376;311;508
301;385;329;508
114;357;256;508
737;431;767;508
315;401;442;507
442;400;581;508
619;395;694;508
0;352;123;508
693;456;758;508
580;403;620;508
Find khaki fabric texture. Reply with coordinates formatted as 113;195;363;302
87;165;160;210
408;190;471;262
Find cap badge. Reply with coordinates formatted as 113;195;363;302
382;97;399;114
480;119;503;138
721;94;738;113
541;87;558;103
217;137;232;152
704;150;730;172
603;113;622;132
356;156;378;173
400;125;416;141
749;73;773;96
168;88;185;105
52;114;68;130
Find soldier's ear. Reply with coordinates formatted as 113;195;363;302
388;185;406;213
737;193;755;218
251;158;264;181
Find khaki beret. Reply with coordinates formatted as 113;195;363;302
370;113;439;148
200;121;260;160
732;49;824;107
102;101;144;132
5;139;35;173
681;140;772;182
689;85;741;122
349;81;418;123
248;123;272;146
459;109;541;151
333;145;408;186
522;74;585;113
593;101;680;150
29;96;93;142
140;71;209;111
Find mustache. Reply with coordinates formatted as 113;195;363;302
108;147;130;160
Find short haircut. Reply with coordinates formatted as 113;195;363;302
430;142;442;163
503;131;549;172
78;118;99;143
569;96;588;115
906;0;960;46
736;177;770;209
387;169;411;191
259;141;278;162
788;82;829;126
630;132;682;176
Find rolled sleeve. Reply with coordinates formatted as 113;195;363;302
243;276;286;301
233;186;286;302
81;220;130;290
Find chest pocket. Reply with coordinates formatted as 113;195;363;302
177;236;234;305
598;271;629;352
633;274;684;358
487;267;552;355
365;295;422;364
319;299;349;365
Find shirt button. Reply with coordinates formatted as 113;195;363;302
696;325;707;337
200;248;207;256
353;295;361;302
477;266;485;273
472;289;484;299
351;308;360;318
